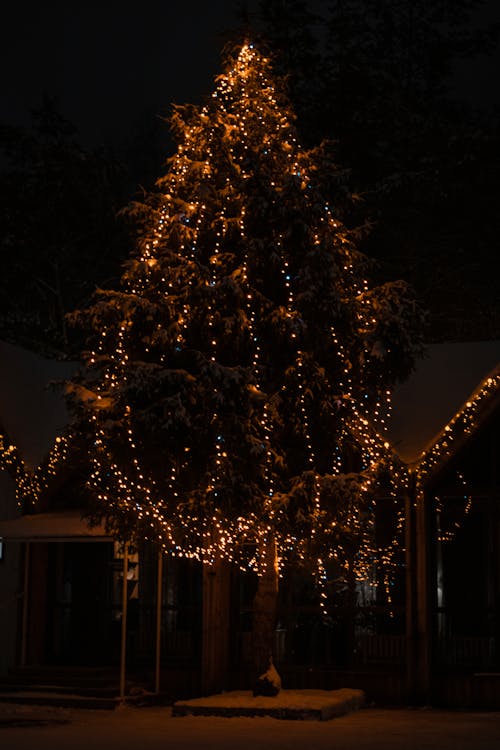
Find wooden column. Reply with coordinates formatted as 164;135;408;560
119;544;129;702
405;484;417;702
154;550;163;694
415;486;432;703
201;557;231;695
20;542;30;666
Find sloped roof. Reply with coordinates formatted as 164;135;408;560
0;510;110;541
0;341;77;470
2;340;499;475
387;340;500;465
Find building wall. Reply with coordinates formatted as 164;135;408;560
426;407;500;701
0;470;22;675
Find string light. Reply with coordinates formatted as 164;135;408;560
3;43;479;615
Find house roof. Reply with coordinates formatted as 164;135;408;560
0;341;77;470
387;340;500;465
1;339;499;478
0;510;110;542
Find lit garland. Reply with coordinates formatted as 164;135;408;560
0;426;70;508
415;369;500;482
435;471;473;543
412;367;500;545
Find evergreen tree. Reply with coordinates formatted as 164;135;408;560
69;44;422;689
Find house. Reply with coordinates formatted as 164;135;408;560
0;343;115;678
0;341;211;699
388;339;500;707
0;339;499;706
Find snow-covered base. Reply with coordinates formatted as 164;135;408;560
173;688;365;721
254;662;282;697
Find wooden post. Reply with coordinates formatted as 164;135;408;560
415;487;432;703
405;483;417;702
154;549;163;694
201;557;231;695
119;544;129;702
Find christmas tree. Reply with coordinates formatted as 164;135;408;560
69;43;421;691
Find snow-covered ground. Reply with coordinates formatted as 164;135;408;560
1;703;500;750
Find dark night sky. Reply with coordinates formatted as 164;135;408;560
1;1;245;147
2;1;499;151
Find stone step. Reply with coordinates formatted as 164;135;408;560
0;688;172;710
0;666;165;708
173;688;366;721
0;682;119;698
0;691;118;710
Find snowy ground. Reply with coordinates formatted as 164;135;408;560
1;702;500;750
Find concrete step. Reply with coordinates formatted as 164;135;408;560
173;688;366;721
0;682;119;698
0;666;167;709
0;691;118;710
0;688;172;710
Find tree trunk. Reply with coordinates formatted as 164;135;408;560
252;536;281;695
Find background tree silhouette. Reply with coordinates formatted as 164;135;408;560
0;96;132;357
254;0;500;341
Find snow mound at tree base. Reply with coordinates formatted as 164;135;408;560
173;688;365;721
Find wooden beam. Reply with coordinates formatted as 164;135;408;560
119;544;129;702
415;488;432;703
155;550;163;694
